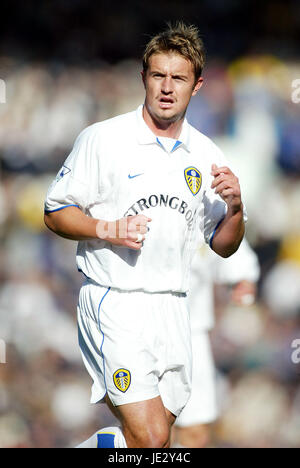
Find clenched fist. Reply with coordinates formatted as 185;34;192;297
211;164;242;214
96;214;152;250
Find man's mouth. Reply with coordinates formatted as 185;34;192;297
159;97;174;108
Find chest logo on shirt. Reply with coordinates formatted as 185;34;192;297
184;167;202;196
113;368;131;393
128;173;144;179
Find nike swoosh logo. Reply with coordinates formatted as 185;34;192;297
128;173;144;179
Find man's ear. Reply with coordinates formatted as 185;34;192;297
192;77;204;96
141;70;146;89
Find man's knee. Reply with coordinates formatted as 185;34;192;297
125;424;170;448
115;396;173;448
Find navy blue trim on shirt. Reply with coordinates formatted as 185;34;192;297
209;217;225;250
44;204;80;213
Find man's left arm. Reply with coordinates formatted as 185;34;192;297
210;164;245;258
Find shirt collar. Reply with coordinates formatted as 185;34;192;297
136;104;191;153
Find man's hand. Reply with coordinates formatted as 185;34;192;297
209;164;245;258
96;215;152;251
211;164;242;214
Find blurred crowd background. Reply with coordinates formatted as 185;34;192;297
0;0;300;448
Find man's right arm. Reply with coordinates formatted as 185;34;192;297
44;206;151;250
44;206;100;241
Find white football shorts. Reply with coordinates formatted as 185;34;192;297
175;331;218;427
77;279;192;417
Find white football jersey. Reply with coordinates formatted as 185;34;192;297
45;105;232;293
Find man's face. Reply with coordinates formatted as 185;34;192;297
142;52;203;125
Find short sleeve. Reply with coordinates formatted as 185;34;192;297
44;126;100;213
202;190;227;247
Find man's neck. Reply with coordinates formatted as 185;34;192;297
142;104;184;140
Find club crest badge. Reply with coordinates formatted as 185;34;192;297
184;167;202;196
113;368;131;393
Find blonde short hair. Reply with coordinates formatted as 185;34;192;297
142;22;205;80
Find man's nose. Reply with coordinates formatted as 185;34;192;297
161;77;173;94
